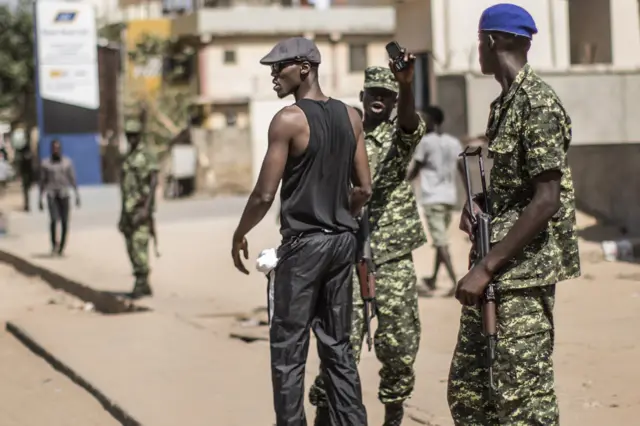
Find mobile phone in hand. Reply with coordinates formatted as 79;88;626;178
386;41;408;72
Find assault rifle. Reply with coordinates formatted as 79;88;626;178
459;146;497;400
356;207;377;351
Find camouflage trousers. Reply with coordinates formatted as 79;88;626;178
448;284;558;426
123;224;151;276
309;253;421;406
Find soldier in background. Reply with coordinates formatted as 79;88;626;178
118;118;159;299
310;61;427;426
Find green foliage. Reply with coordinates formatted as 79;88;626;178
0;0;35;123
98;22;126;44
145;87;192;151
128;33;168;66
128;32;195;84
124;86;192;153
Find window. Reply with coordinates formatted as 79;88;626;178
223;49;236;65
225;111;237;127
568;0;612;65
348;44;367;72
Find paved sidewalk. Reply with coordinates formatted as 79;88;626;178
0;264;118;426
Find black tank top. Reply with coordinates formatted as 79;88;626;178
279;98;358;239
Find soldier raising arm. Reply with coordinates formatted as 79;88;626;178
309;54;427;426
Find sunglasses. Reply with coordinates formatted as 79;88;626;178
270;60;301;74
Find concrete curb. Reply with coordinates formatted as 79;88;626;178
0;249;145;314
6;321;141;426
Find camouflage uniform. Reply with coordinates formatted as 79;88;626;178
448;64;581;425
119;119;159;294
310;66;427;409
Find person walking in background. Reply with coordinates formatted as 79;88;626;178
38;139;80;256
406;106;463;297
11;127;34;212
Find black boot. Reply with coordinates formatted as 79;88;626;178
383;402;404;426
313;406;330;426
130;274;153;299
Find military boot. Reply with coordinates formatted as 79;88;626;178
313;406;330;426
130;274;153;299
383;402;404;426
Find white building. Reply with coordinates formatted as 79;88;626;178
395;0;640;238
171;5;396;182
427;0;640;74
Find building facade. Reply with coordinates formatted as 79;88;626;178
170;4;395;185
395;0;640;234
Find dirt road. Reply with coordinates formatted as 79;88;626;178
0;263;118;426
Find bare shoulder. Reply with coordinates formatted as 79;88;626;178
271;105;305;129
344;104;363;132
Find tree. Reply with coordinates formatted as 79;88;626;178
0;0;36;126
126;33;196;151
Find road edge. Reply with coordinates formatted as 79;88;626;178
0;249;143;314
5;321;141;426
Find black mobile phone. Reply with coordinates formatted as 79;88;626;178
385;41;407;72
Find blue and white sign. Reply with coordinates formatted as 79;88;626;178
34;0;102;185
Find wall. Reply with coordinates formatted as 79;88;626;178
569;144;640;235
465;71;640;144
429;0;640;74
462;71;640;234
190;126;253;194
199;35;391;102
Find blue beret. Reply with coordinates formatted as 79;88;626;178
479;3;538;39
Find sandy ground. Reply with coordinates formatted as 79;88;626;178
1;189;639;425
400;212;640;426
0;264;119;426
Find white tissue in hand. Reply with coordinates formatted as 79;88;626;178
256;248;278;274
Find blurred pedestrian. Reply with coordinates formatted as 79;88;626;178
38;139;80;256
406;106;463;297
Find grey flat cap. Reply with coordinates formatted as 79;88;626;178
260;37;322;65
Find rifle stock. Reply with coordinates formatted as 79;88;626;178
356;207;376;351
459;147;497;400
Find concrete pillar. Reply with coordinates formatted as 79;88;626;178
610;0;640;68
395;0;436;105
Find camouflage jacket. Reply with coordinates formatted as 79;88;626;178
486;64;581;289
120;143;159;217
367;117;427;265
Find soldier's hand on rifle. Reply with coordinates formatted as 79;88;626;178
231;233;250;275
455;262;492;306
459;200;483;240
132;210;149;227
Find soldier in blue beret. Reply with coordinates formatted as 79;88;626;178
447;3;580;425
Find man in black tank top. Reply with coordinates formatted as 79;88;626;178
231;37;372;426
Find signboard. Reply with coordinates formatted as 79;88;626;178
35;1;99;134
34;1;101;185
